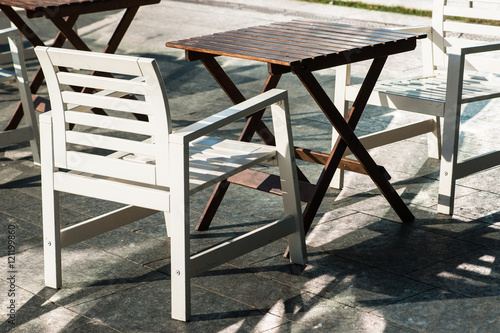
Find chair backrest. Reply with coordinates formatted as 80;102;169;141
431;0;500;70
35;47;172;187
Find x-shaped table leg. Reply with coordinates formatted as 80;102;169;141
194;54;414;236
194;56;308;231
295;56;414;237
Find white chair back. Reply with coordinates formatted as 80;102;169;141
35;47;172;186
432;0;500;70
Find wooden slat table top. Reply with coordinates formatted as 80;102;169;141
0;0;160;18
166;20;427;69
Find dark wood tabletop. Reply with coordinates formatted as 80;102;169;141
166;20;426;72
0;0;160;18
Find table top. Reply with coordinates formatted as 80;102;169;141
0;0;160;18
166;20;426;72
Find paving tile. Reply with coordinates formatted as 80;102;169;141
3;242;166;312
379;289;500;333
452;191;500;224
0;187;86;228
369;205;491;238
0;280;91;332
269;292;420;332
406;247;500;306
458;222;500;250
0;212;43;254
306;213;482;275
192;263;304;311
69;278;275;332
83;226;170;267
246;250;434;312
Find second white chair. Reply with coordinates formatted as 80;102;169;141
334;0;500;215
0;25;39;163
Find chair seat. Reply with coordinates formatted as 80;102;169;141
118;135;276;193
374;71;500;104
187;136;276;192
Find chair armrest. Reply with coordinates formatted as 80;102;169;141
391;25;432;34
448;42;500;56
39;111;53;124
170;89;288;145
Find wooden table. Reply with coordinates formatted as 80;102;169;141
0;0;160;130
166;20;425;241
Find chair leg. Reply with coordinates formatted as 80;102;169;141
280;165;307;265
169;143;191;321
427;116;441;160
163;212;170;237
170;200;191;321
437;52;464;215
437;108;460;215
8;28;40;164
42;189;62;289
331;64;351;190
271;99;307;265
40;111;60;288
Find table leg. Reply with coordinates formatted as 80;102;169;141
195;57;284;231
4;7;143;130
103;7;140;54
295;57;415;231
0;7;78;130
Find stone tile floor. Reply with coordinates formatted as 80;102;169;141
1;0;499;332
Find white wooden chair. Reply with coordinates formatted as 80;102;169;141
334;0;500;215
0;25;39;163
35;46;307;321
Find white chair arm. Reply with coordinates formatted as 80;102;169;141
448;42;500;56
170;89;288;144
39;111;53;124
391;25;432;34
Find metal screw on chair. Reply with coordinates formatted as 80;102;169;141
176;270;181;275
47;241;52;246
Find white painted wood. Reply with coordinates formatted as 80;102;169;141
42;47;144;75
438;50;465;215
65;131;156;156
61;206;157;248
54;172;170;211
170;89;289;144
65;151;157;184
35;47;68;168
0;27;40;163
169;140;191;322
190;216;296;276
57;72;148;94
335;0;500;215
0;127;33;146
64;111;153;135
331;64;351;189
271;97;307;265
37;47;307;322
455;150;500;179
61;91;152;115
40;113;61;289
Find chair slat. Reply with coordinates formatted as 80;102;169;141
444;6;500;22
61;91;152;115
65;151;157;185
57;72;147;95
65;131;156;156
65;111;153;135
444;21;500;37
192;136;268;153
46;48;145;76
